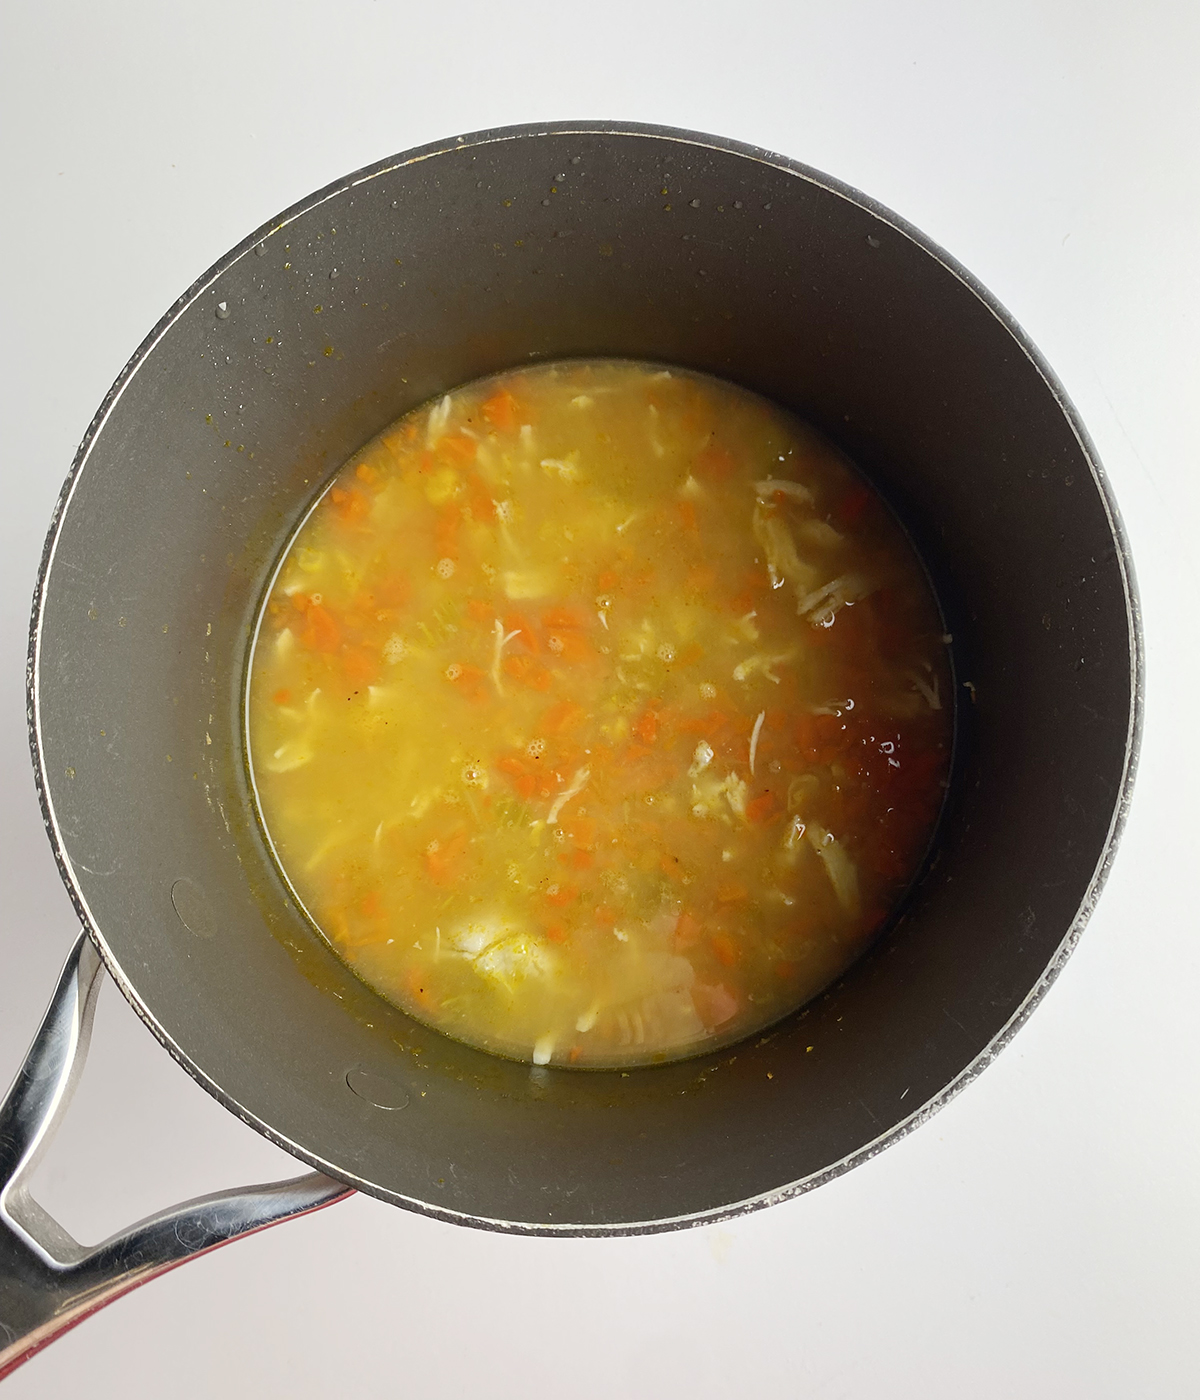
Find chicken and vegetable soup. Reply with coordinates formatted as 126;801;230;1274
248;361;952;1067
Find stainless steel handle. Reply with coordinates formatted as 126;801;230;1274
0;932;354;1378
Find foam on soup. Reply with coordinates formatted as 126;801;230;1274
247;360;953;1066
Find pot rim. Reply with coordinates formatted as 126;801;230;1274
25;119;1144;1236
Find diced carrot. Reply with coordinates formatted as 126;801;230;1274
495;750;534;795
548;631;594;664
568;815;597;849
746;791;781;824
673;912;701;951
570;848;594;871
569;1045;581;1064
676;642;704;667
632;704;660;745
695;445;735;480
677;707;732;737
481;388;521;432
677;500;698;532
466;474;494;522
425;828;468;885
301;603;341;653
467;598;492;622
360;890;383;917
712;933;741;967
436;434;476;467
593;904;615;928
692;982;739;1029
596;569;620;591
715;881;748;903
434;504;461;559
546;883;577;907
544;922;568;944
355;461;380;485
503;654;552;690
343;648;377;685
329;485;370;525
272;688;291;704
543;700;586;734
542;605;587;630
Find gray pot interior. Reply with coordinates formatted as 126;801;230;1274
30;123;1139;1233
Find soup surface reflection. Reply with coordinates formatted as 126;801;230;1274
248;360;952;1066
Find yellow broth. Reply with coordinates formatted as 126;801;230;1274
247;361;952;1066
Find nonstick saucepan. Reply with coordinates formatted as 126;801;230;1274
0;121;1141;1376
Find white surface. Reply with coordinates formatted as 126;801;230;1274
1;2;1197;1395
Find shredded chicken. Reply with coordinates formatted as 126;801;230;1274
733;649;795;684
796;572;874;626
908;669;942;710
425;393;451;446
490;619;522;695
546;766;591;825
689;740;715;777
754;477;814;505
752;501;806;590
806;823;861;914
749;710;766;776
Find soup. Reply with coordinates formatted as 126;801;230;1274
247;360;952;1066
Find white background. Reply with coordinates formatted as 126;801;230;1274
1;2;1197;1395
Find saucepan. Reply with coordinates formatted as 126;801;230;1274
0;121;1141;1375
